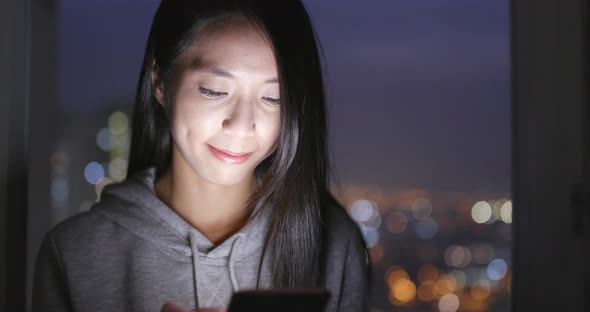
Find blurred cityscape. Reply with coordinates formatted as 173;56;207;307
338;186;511;312
49;106;511;312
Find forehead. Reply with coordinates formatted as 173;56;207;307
180;18;277;75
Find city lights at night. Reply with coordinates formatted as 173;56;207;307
338;185;511;311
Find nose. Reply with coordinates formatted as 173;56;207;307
222;97;256;137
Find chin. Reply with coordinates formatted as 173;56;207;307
200;166;254;187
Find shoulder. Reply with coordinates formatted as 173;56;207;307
322;195;371;311
324;196;369;266
41;203;122;257
324;197;358;240
49;207;110;238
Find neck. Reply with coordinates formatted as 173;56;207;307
154;145;258;245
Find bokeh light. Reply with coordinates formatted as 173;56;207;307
500;200;512;223
84;161;105;185
360;224;380;248
415;217;438;239
110;132;130;150
350;199;375;222
471;201;492;224
417;264;439;283
364;209;382;229
449;270;467;290
487;258;508;280
417;280;437;302
470;279;492;301
96;127;111;151
444;245;472;268
386;211;408;234
435;274;457;296
108;156;128;182
390;278;417;304
351;199;381;247
386;266;410;286
108;111;129;136
411;197;433;220
438;293;460;312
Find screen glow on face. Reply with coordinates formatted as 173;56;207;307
160;19;281;186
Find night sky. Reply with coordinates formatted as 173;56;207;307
58;0;510;194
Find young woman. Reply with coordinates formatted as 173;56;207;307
32;0;370;311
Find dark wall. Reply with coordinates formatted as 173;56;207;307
0;0;58;311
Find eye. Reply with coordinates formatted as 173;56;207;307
262;96;280;105
199;87;228;99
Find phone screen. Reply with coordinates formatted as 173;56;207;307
227;288;330;312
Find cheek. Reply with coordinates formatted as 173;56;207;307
258;113;281;150
168;99;220;141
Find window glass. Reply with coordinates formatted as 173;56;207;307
54;1;511;311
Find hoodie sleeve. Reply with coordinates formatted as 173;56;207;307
32;231;74;312
337;225;371;312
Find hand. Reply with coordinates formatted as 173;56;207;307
161;302;227;312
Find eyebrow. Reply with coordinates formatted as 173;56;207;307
192;65;279;84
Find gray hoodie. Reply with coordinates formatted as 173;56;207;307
32;167;370;311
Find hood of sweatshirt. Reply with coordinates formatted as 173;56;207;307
91;166;272;304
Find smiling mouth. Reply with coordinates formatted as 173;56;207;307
207;144;253;164
215;147;251;157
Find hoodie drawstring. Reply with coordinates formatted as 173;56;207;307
228;233;245;292
188;231;246;308
188;231;201;309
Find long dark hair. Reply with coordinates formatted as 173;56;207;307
127;0;334;288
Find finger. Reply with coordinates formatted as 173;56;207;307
161;302;191;312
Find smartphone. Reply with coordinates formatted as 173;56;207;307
227;288;330;312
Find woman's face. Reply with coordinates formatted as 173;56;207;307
154;19;281;186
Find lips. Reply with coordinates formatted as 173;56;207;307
207;144;253;164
